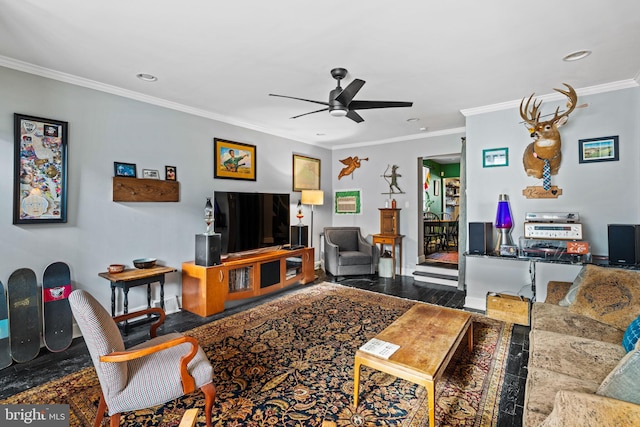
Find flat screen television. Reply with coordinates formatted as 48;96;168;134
214;191;290;255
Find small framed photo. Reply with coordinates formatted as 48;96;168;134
579;136;619;163
165;165;177;181
483;147;509;168
114;162;137;177
142;169;160;179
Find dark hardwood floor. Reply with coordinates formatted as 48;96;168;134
0;272;529;426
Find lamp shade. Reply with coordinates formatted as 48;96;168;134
495;194;513;229
301;190;324;206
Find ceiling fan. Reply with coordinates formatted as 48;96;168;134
269;68;413;123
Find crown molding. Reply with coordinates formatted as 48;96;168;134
460;79;639;117
332;127;466;151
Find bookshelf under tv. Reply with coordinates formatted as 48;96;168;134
181;247;315;317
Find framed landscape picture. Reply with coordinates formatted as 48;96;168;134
13;113;68;224
214;138;256;181
579;136;619;163
292;154;321;191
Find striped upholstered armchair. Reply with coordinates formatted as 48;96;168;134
69;290;216;427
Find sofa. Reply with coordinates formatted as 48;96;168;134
323;227;378;277
523;264;640;426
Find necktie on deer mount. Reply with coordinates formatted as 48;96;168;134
519;83;578;199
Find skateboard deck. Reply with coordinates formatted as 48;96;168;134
7;268;41;363
0;280;11;369
43;262;73;352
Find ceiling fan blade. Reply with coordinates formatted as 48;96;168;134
346;110;364;123
335;79;365;106
269;93;329;107
290;107;329;119
348;100;413;110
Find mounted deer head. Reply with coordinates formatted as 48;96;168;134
520;83;578;183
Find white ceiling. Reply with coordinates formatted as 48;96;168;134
1;1;639;149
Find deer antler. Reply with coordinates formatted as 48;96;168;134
550;83;578;123
519;83;577;128
519;94;542;128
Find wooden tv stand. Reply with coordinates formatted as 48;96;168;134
181;247;315;317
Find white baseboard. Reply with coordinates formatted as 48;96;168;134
464;296;486;312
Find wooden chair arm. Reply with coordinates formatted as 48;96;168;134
100;335;199;394
113;307;166;337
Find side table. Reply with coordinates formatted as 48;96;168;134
98;265;177;333
372;234;404;278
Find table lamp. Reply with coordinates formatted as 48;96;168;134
301;190;324;249
494;194;514;253
196;197;221;266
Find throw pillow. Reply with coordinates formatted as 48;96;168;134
558;265;587;307
597;346;640;405
568;265;640;331
623;315;640;352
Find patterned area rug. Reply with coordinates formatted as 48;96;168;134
426;251;459;264
1;283;511;426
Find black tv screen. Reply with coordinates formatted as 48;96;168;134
214;191;290;255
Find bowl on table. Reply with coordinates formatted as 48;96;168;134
108;264;125;274
133;258;157;269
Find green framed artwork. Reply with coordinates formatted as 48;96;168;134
482;147;509;168
335;189;361;214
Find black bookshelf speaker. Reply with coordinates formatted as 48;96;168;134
469;222;493;255
608;224;640;265
290;225;308;247
195;234;221;267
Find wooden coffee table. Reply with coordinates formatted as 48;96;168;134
353;303;473;427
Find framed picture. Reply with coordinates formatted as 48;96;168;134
13;113;68;224
579;136;619;163
483;147;509;168
165;165;177;181
142;169;160;179
114;162;137;177
214;138;256;181
335;189;361;215
292;154;321;191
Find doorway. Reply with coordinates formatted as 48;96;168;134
420;155;461;266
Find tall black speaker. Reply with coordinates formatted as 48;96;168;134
195;234;221;266
469;222;493;255
608;224;640;265
290;225;308;247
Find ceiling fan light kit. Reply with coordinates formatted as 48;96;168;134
270;68;413;123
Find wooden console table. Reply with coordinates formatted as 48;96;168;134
182;247;315;317
98;265;177;333
372;234;404;278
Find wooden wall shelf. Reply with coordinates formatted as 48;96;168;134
112;177;179;202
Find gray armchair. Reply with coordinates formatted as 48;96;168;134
323;227;379;277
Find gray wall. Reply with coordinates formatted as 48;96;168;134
464;86;640;308
330;132;465;272
0;66;332;313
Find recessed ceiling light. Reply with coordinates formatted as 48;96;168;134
419;127;428;132
563;50;592;62
406;118;420;122
136;73;158;82
316;133;326;136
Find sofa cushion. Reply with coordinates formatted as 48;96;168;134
328;231;358;251
529;329;626;382
558;266;587;307
597;344;640;405
524;367;599;424
537;390;640;427
532;302;624;344
338;251;371;266
568;265;640;331
622;315;640;352
545;281;572;305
